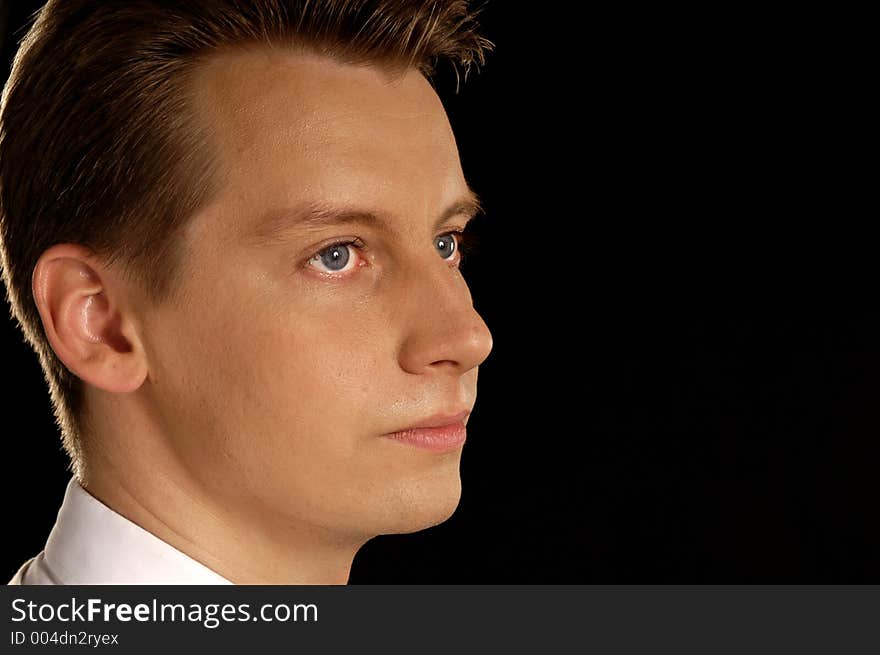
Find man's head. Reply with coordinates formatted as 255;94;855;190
0;1;493;543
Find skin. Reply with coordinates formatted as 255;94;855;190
31;47;493;584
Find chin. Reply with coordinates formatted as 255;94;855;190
374;472;463;535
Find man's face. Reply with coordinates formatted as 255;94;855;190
136;48;493;541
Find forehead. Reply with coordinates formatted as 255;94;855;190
188;47;466;220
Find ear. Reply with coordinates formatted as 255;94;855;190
31;243;148;393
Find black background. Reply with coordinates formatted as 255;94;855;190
1;2;874;583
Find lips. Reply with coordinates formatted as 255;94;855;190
382;409;471;453
398;409;470;431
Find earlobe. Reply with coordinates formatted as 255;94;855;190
31;244;148;394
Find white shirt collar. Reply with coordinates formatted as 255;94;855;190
10;477;232;585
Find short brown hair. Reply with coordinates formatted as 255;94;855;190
0;0;492;478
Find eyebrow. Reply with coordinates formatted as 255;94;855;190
246;188;484;245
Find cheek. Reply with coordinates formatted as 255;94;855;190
203;305;403;514
185;287;391;438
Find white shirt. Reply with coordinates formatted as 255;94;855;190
7;477;232;585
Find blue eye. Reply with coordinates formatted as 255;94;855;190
308;242;359;274
435;233;458;260
306;230;475;276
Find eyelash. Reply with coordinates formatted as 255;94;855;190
305;229;479;276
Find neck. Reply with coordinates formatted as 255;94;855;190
80;429;365;585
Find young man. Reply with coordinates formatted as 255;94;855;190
1;0;493;584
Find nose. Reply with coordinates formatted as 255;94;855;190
396;261;493;376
